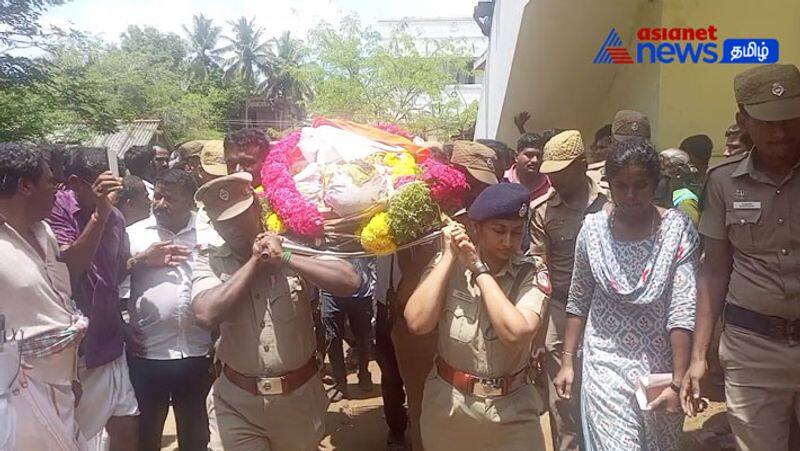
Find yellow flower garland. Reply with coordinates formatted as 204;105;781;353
383;152;418;179
266;213;286;234
360;212;397;255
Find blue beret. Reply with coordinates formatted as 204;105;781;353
467;183;530;222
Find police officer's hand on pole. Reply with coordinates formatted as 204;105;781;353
253;232;284;268
441;223;462;261
451;226;481;272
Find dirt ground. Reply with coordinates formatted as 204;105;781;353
161;360;732;451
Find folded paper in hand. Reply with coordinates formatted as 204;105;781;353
635;373;672;411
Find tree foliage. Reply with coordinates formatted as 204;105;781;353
0;9;479;143
307;15;477;139
183;14;224;84
221;16;270;89
261;31;312;120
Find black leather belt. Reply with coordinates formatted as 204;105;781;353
724;303;800;344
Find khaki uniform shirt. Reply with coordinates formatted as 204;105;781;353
191;244;315;376
700;150;800;389
0;218;77;385
700;151;800;320
530;177;608;308
426;254;547;378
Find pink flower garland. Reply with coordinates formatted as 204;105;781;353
420;157;469;210
374;122;414;140
393;175;417;189
260;131;324;237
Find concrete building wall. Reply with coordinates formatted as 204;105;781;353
478;0;800;155
478;0;662;145
657;0;800;152
474;0;530;140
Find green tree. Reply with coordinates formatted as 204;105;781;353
183;14;224;84
120;25;186;70
307;15;477;139
261;31;312;120
222;16;270;89
0;0;67;85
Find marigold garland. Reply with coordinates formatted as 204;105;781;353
266;213;286;234
382;152;418;180
255;123;469;253
360;212;397;255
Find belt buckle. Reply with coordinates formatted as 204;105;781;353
473;377;504;397
256;377;284;395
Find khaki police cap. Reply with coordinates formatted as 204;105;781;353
200;140;228;177
540;130;585;174
194;172;254;222
178;140;207;159
450;140;499;185
734;64;800;122
612;110;651;142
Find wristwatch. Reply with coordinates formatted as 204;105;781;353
470;261;491;283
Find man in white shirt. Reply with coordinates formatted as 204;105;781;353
126;168;220;451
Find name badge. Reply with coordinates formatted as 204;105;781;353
733;201;761;210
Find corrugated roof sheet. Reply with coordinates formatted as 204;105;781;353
85;120;161;157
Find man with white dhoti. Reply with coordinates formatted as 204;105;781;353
0;142;87;450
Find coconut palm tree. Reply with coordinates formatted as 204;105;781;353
221;16;271;89
260;31;312;119
183;14;224;83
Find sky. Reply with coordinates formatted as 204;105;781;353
40;0;476;43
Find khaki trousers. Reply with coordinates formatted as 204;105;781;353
720;325;800;451
420;372;545;451
207;372;328;451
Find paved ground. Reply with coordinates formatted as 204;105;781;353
161;361;731;450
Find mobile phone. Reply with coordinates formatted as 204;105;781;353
107;147;119;178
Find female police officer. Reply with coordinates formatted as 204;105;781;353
404;183;549;451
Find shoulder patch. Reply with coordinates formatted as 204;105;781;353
535;270;552;296
707;151;748;174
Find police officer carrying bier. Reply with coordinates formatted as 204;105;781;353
404;183;550;451
191;173;360;451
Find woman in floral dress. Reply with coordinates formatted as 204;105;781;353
554;139;699;450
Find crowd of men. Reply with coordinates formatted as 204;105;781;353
0;62;797;451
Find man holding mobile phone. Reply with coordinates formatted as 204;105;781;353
49;147;183;451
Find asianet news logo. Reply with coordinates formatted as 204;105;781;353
593;27;779;64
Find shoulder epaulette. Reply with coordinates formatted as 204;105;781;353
707;151;748;175
530;187;556;211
